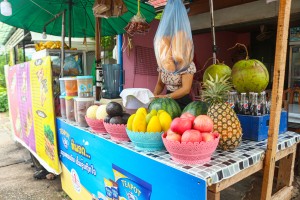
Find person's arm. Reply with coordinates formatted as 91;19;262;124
165;73;193;99
154;72;165;96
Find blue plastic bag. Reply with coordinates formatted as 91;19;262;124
154;0;194;74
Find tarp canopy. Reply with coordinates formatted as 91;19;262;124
0;0;156;37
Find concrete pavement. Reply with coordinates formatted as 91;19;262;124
0;112;70;200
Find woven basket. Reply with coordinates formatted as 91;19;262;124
126;129;165;151
103;122;129;142
85;116;106;134
162;133;219;164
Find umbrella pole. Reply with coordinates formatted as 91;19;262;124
95;17;102;100
68;0;72;48
209;0;217;64
61;10;66;77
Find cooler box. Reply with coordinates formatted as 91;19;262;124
237;111;288;141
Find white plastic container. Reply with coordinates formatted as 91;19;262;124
74;97;95;127
77;76;93;97
65;96;75;121
59;95;66;119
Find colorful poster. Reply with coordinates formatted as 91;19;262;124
30;57;61;174
57;118;206;200
17;62;36;152
7;65;21;139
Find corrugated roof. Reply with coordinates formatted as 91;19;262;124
0;22;16;45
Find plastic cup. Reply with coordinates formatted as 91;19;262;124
59;78;66;96
77;76;93;97
59;96;66;119
63;77;78;96
74;97;95;127
65;96;76;121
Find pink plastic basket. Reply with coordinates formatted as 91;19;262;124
162;133;219;164
103;122;129;142
85;116;106;134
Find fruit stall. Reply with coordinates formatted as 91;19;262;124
3;0;300;200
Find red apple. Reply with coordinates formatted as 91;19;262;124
170;117;192;135
180;112;196;123
212;131;220;139
167;128;178;135
202;132;214;142
181;129;202;143
193;115;214;132
166;133;181;142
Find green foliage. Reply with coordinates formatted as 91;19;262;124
0;90;8;112
44;125;54;145
101;36;115;50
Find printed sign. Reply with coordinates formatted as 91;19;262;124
29;57;60;174
6;57;60;174
57;118;206;200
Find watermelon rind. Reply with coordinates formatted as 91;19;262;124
148;98;181;119
182;101;209;116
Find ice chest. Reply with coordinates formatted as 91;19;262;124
237;111;287;141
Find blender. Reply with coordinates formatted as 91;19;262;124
100;64;124;105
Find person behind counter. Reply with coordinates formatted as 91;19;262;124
153;62;196;110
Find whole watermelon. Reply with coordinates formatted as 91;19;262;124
203;63;232;82
182;101;209;116
232;59;269;93
148;98;181;119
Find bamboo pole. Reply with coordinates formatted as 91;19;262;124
261;0;292;199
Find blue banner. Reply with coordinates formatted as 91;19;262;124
57;118;206;200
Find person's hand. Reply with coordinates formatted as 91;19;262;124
155;94;166;98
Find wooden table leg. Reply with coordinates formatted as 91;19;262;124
207;190;220;200
276;146;296;191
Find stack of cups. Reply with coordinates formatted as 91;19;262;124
74;76;94;127
59;77;78;122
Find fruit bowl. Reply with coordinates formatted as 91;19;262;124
85;116;106;134
162;133;219;164
103;122;129;142
126;129;165;151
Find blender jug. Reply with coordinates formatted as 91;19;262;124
102;64;124;99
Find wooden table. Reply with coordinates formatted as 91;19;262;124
207;133;299;200
288;104;300;123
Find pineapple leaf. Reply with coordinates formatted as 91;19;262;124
202;74;233;104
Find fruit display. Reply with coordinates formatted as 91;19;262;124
125;108;172;151
105;102;129;125
127;108;172;133
202;74;242;150
86;105;99;119
203;60;232;82
96;105;108;120
166;113;218;143
34;41;77;51
148;98;181;119
85;105;106;134
230;43;269;93
182;101;209;116
162;113;220;164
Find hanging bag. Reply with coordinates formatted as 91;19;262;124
154;0;194;73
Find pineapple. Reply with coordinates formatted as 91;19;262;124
202;74;242;150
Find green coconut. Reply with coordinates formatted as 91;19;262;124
231;44;269;93
203;61;232;82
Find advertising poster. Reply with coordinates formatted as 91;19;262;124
29;57;60;174
6;65;21;139
57;118;206;200
16;62;36;152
